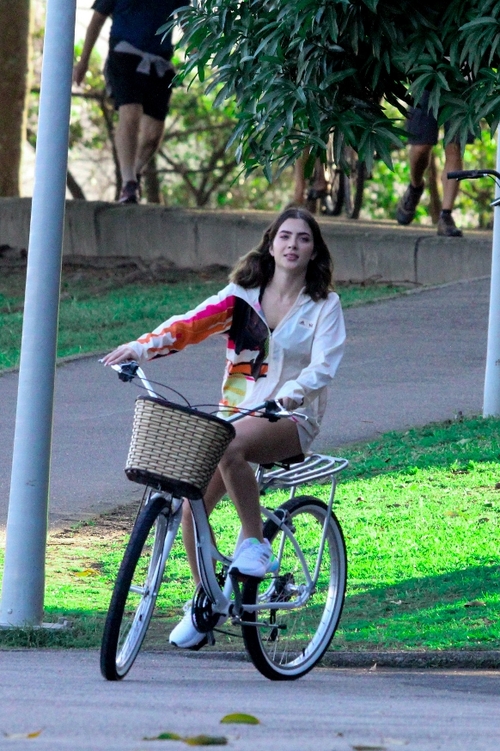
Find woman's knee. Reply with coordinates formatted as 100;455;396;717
219;436;250;471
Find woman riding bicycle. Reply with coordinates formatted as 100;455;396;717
103;206;346;649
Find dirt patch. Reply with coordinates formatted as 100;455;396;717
49;502;140;545
0;252;231;309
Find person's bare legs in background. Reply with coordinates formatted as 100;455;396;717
115;104;165;202
396;142;463;237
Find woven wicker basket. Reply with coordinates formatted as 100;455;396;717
125;396;235;499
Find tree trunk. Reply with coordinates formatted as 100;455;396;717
144;156;162;204
0;1;32;196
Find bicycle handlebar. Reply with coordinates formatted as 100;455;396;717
447;169;500;181
106;361;306;422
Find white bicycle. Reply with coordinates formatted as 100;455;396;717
100;362;348;681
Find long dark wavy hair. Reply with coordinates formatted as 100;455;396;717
229;207;333;301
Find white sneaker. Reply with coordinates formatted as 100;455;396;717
229;538;279;579
169;601;227;650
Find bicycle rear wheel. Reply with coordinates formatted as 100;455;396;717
100;493;178;680
241;495;346;681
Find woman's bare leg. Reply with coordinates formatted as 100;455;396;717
181;416;302;582
218;416;302;540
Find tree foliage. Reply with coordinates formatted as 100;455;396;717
167;0;500;177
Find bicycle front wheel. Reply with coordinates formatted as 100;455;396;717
241;495;346;681
100;494;177;680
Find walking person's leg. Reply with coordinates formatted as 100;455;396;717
396;90;437;226
134;115;165;177
115;103;143;202
437;141;463;237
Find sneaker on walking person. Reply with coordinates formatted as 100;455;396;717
437;210;463;237
118;179;140;204
395;182;425;225
228;538;279;579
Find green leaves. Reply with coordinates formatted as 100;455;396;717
172;0;500;179
220;713;260;725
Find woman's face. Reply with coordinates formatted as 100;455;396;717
270;218;315;275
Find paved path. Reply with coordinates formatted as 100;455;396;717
0;278;490;527
1;651;499;751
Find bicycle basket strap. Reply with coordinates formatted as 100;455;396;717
125;395;235;499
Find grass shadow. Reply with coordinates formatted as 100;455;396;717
335;563;500;650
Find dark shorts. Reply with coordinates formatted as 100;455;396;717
105;49;175;122
407;90;474;147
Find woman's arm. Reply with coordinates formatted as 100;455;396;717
103;285;237;365
275;295;346;405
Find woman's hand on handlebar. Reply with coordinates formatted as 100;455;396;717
101;344;138;367
278;396;302;411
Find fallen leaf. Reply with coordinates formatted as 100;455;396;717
73;568;98;577
183;735;228;746
220;713;259;725
3;729;43;739
143;732;183;741
464;600;486;608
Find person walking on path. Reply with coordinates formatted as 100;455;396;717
396;90;473;237
74;0;188;204
102;206;346;649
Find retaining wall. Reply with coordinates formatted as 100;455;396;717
0;197;493;284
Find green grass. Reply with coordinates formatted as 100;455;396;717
1;415;499;651
0;261;408;370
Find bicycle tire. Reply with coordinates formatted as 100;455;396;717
241;495;347;681
100;494;174;680
344;149;365;219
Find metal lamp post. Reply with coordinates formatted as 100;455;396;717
0;0;77;626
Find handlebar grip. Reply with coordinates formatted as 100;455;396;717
447;170;477;180
447;169;496;181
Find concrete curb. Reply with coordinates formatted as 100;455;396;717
175;649;500;669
